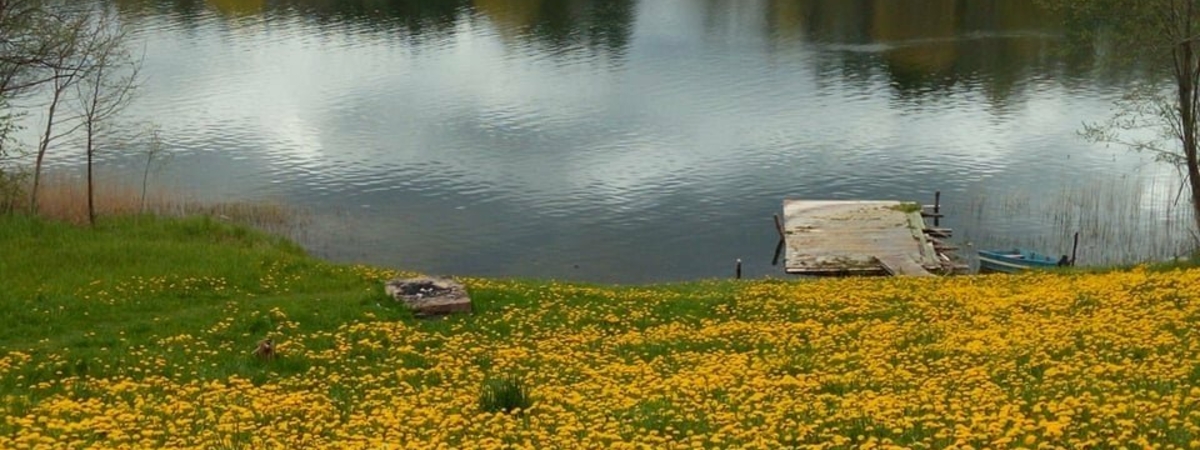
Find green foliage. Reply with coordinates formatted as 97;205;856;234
1147;252;1200;271
478;377;532;414
1035;0;1169;60
0;166;26;215
0;98;18;150
0;97;25;214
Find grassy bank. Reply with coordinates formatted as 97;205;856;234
2;216;1200;449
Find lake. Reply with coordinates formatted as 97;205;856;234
33;0;1196;282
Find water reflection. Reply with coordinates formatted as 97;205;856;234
764;0;1065;103
474;0;635;57
99;0;1076;135
112;0;636;55
205;0;263;17
109;0;1075;107
63;0;1190;282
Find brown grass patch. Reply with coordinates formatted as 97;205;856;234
22;173;307;235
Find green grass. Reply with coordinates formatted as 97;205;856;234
1027;251;1200;276
479;376;532;414
614;397;713;436
3;213;1200;448
0;213;741;400
0;214;411;392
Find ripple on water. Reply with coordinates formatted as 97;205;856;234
76;0;1192;281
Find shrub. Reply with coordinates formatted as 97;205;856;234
478;377;531;414
0;167;26;214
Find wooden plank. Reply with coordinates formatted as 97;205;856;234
878;255;935;276
907;211;940;265
923;228;953;238
783;200;934;277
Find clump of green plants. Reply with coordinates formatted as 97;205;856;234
888;202;922;214
479;376;532;414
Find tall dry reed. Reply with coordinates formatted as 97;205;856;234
961;176;1197;266
23;173;308;238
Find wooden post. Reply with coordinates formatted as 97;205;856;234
934;191;941;227
735;258;742;279
1071;231;1079;266
773;214;785;240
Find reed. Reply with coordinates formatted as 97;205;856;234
961;176;1198;266
19;172;308;238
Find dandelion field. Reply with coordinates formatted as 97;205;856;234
2;216;1200;449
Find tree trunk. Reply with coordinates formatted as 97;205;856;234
1189;145;1200;237
1181;80;1200;235
30;105;55;214
1177;3;1200;242
86;121;94;226
30;81;65;215
141;152;150;213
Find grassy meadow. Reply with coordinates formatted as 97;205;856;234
2;214;1200;449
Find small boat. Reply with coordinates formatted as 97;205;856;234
977;233;1080;274
977;249;1066;273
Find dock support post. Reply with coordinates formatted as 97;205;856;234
1071;231;1079;266
773;214;785;240
735;259;742;279
934;191;941;227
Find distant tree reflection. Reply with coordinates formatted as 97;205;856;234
111;0;635;60
108;0;1129;106
473;0;635;60
758;0;1087;106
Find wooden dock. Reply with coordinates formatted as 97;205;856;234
781;200;950;277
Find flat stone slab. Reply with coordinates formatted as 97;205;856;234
384;277;472;317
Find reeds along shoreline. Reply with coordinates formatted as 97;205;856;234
962;177;1199;266
9;173;307;237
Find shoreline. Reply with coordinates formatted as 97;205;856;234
2;214;1199;447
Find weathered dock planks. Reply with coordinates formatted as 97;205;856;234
782;200;943;277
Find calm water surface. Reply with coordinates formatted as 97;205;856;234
42;0;1195;282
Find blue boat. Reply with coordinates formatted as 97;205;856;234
977;249;1069;273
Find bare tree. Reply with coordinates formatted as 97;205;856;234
0;0;45;210
139;125;170;213
1042;0;1200;243
0;0;52;98
74;11;139;226
3;1;139;218
29;11;92;213
1;1;87;99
